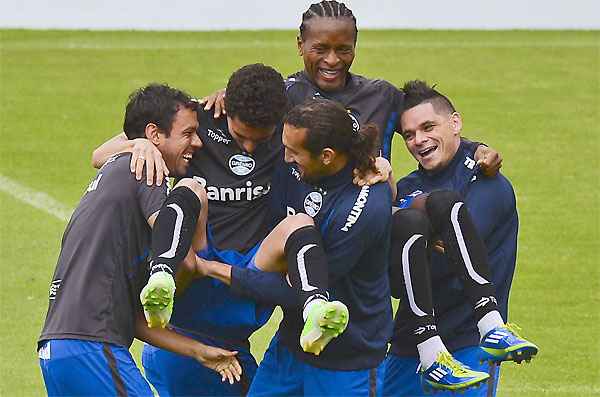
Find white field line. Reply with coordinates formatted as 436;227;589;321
2;41;598;51
0;174;73;222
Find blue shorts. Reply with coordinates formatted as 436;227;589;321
249;334;386;397
146;230;270;396
38;339;153;397
142;330;257;396
383;346;500;397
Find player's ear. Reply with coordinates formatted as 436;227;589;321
145;123;161;145
321;148;335;165
297;36;304;56
450;112;462;135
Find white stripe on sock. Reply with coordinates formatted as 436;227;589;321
450;202;489;285
297;244;318;292
402;234;428;317
158;203;184;259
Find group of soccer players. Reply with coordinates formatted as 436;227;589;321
38;1;539;396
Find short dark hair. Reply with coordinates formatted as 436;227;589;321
224;64;288;129
284;98;378;175
400;80;456;119
299;1;358;43
123;83;197;140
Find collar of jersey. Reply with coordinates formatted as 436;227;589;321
310;161;355;191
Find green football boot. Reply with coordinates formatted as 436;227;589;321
140;270;175;328
300;300;349;355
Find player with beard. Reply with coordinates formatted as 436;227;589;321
195;99;394;396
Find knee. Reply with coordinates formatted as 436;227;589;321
173;178;208;204
425;190;464;233
392;208;431;240
283;213;315;231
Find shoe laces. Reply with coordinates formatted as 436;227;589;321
504;323;523;338
436;351;471;375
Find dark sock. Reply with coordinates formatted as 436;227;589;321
426;190;498;320
284;225;329;310
390;208;438;345
151;185;202;275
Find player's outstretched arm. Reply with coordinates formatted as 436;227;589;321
135;312;242;384
91;132;169;186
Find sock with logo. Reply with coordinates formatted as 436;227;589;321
284;226;330;316
151;185;202;274
390;208;439;346
426;190;499;322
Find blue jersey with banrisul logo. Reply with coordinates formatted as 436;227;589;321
232;161;393;371
390;140;519;356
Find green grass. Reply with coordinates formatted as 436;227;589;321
1;29;599;396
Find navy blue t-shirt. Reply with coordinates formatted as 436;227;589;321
390;140;519;356
232;161;393;370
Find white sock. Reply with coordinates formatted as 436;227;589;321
417;335;448;369
302;298;327;322
477;310;504;339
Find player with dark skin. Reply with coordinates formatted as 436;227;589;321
198;1;502;183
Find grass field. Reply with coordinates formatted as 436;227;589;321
1;29;599;396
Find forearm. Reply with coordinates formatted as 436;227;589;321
135;312;202;359
202;259;233;286
230;267;297;308
92;132;131;168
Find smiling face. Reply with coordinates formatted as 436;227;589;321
400;102;462;172
283;123;327;184
298;17;356;92
227;116;276;154
156;106;201;177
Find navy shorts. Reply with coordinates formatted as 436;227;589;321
249;334;386;397
383;346;500;397
38;339;153;397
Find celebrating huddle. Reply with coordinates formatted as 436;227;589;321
37;1;538;396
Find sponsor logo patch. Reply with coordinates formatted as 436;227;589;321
192;176;270;202
303;191;323;217
229;154;255;176
207;128;231;145
341;185;370;232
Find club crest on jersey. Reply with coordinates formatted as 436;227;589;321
229;154;255;176
304;191;323;217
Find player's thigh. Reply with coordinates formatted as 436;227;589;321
248;337;303;396
143;343;248;396
39;339;152;397
305;360;386;397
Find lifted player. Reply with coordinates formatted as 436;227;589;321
384;81;538;396
38;84;240;396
